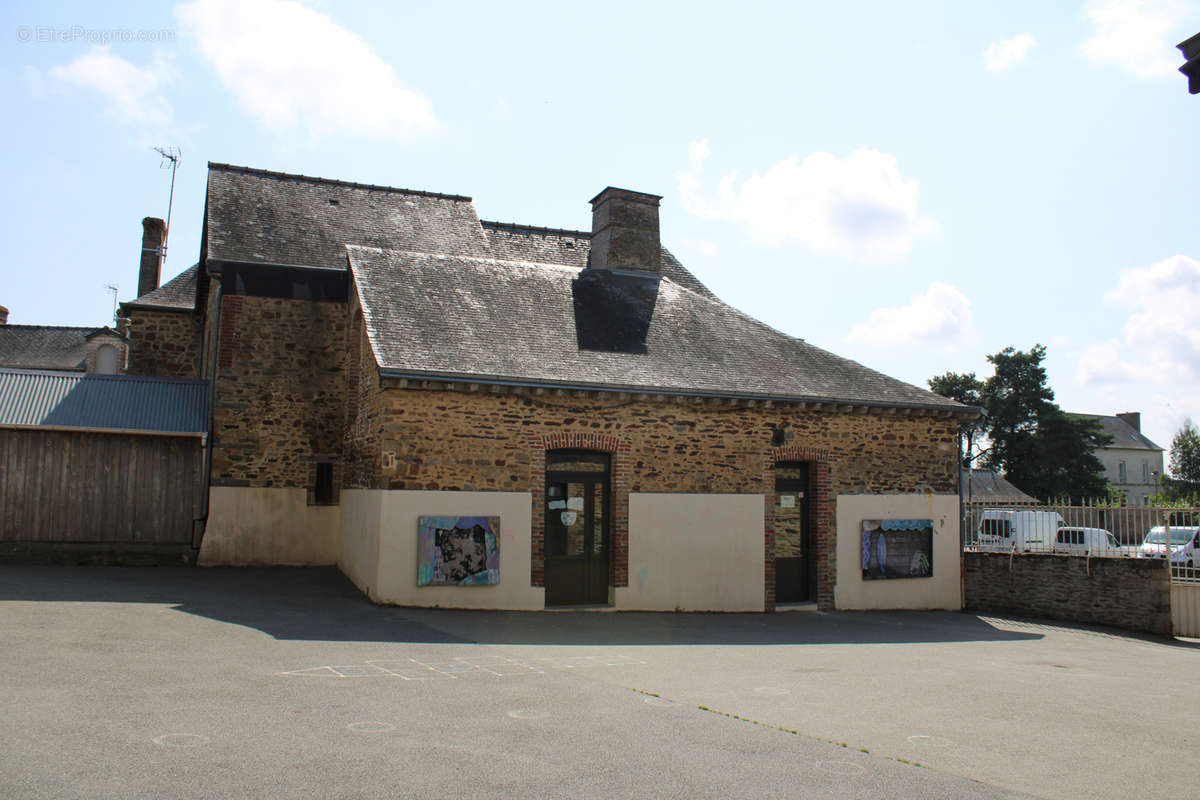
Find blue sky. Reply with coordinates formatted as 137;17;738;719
3;0;1199;452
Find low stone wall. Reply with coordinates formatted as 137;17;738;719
964;552;1171;636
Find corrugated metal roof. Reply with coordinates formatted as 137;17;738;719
0;369;209;435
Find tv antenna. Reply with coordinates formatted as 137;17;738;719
104;283;119;327
154;146;180;261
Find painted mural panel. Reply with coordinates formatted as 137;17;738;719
417;515;500;586
861;519;933;580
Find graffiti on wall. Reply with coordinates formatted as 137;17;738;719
861;519;933;580
418;516;500;586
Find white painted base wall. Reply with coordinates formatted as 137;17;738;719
199;487;340;566
834;493;961;611
617;493;765;612
339;490;544;610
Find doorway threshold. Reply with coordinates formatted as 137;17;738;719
776;601;818;612
544;604;616;612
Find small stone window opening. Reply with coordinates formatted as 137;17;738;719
312;462;336;505
1118;461;1127;484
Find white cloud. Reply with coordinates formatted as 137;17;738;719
677;140;937;263
986;32;1036;72
845;282;977;351
176;0;437;140
49;46;175;129
1080;0;1191;78
1078;254;1200;386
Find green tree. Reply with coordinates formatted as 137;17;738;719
933;345;1111;502
1169;418;1200;482
927;371;985;467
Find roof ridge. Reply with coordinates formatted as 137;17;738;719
481;220;591;238
207;162;473;202
0;324;99;332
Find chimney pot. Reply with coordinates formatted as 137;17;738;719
0;305;7;325
138;217;166;299
588;187;662;274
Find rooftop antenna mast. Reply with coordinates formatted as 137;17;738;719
104;283;119;327
153;146;180;261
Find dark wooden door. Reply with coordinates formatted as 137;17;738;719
545;453;610;606
774;462;812;603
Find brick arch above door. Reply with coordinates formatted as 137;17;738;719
530;433;630;588
764;445;835;611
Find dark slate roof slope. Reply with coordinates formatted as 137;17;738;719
964;469;1037;503
0;368;209;435
0;325;92;370
124;264;198;310
205;163;490;268
1077;414;1163;451
481;221;716;300
348;246;967;411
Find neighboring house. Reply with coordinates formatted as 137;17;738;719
962;468;1038;504
0;321;128;375
108;163;978;613
1074;412;1163;505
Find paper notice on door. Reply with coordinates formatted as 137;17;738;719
548;500;566;510
780;494;796;508
561;511;578;526
566;497;584;511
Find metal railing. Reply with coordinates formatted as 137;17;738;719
962;500;1200;584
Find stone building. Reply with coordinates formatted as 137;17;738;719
121;162;976;612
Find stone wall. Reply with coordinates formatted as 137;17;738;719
210;295;347;490
342;288;383;491
963;552;1172;636
125;309;201;377
376;387;958;495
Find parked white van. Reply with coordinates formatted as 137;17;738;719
976;509;1064;552
1051;527;1122;557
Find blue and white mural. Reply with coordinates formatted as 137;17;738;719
861;519;933;580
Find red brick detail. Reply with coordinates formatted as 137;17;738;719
764;445;836;612
217;294;243;370
529;433;630;589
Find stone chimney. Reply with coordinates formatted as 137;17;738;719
1117;412;1141;431
588;188;662;274
0;305;8;325
138;217;167;299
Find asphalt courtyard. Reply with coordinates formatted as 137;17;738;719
1;566;1196;799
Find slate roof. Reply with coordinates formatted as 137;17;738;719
347;247;967;411
963;469;1037;503
0;325;92;371
0;368;209;435
123;264;198;310
204;162;972;413
1076;414;1163;451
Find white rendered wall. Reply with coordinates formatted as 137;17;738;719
616;493;765;612
338;490;382;599
199;487;340;566
369;490;544;610
834;493;960;611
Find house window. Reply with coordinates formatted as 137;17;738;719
1118;461;1127;483
96;344;119;374
1142;462;1149;483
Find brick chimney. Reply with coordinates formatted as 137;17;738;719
138;217;166;298
0;305;7;325
1117;412;1141;431
588;188;662;274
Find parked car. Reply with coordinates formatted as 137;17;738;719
1167;529;1200;568
1052;527;1122;557
1138;526;1199;559
976;509;1064;552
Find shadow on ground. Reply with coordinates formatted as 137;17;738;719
0;564;1055;647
